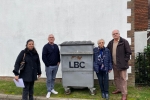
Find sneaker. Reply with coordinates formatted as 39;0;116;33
46;92;51;98
105;93;109;99
51;89;58;94
101;93;105;98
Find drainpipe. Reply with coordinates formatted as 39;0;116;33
148;0;150;44
147;29;150;44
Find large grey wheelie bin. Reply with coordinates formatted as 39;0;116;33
60;41;95;95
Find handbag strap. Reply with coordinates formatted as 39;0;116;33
22;53;26;60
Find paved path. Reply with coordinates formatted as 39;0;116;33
0;94;90;100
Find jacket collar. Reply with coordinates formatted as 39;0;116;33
95;47;105;52
98;46;105;49
97;46;105;51
110;37;123;44
24;48;37;55
118;37;123;43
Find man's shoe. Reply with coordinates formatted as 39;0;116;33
112;90;121;94
121;94;127;100
51;89;58;94
101;93;105;98
46;92;51;98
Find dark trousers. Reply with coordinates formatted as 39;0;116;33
22;81;34;100
96;71;109;94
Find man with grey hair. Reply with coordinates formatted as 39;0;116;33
107;30;131;100
42;34;60;98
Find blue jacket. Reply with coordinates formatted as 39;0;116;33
93;47;112;73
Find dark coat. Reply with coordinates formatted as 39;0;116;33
93;47;112;73
13;49;41;82
107;37;132;70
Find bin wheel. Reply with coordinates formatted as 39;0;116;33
93;90;96;95
65;89;71;95
89;89;96;95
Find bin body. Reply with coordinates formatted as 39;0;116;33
60;41;94;89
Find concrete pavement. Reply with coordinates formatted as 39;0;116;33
0;94;90;100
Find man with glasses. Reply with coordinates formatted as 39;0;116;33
107;30;131;100
42;34;60;98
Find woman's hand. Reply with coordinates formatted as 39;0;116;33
15;76;19;81
38;74;41;78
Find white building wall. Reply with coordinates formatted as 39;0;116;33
0;0;131;79
134;31;147;55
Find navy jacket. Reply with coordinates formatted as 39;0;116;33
93;47;112;73
42;43;60;67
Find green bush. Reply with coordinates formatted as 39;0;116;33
135;44;150;86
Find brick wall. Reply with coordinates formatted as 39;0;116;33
127;0;149;86
147;0;150;43
127;0;135;86
148;0;150;29
134;0;148;31
134;0;150;85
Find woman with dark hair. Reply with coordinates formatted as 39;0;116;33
13;39;41;100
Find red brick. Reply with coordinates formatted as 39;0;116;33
134;0;148;31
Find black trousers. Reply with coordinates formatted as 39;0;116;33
22;81;34;100
96;71;109;94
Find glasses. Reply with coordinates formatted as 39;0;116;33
112;33;119;35
98;42;104;44
49;37;54;38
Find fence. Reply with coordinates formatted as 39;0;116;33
135;52;150;86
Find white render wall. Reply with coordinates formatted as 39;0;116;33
0;0;131;79
134;31;147;55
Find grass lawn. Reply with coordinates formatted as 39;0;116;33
0;80;150;100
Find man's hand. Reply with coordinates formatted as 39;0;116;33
108;70;112;73
15;76;19;81
57;62;60;66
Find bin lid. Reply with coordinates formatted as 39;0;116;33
60;41;94;46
